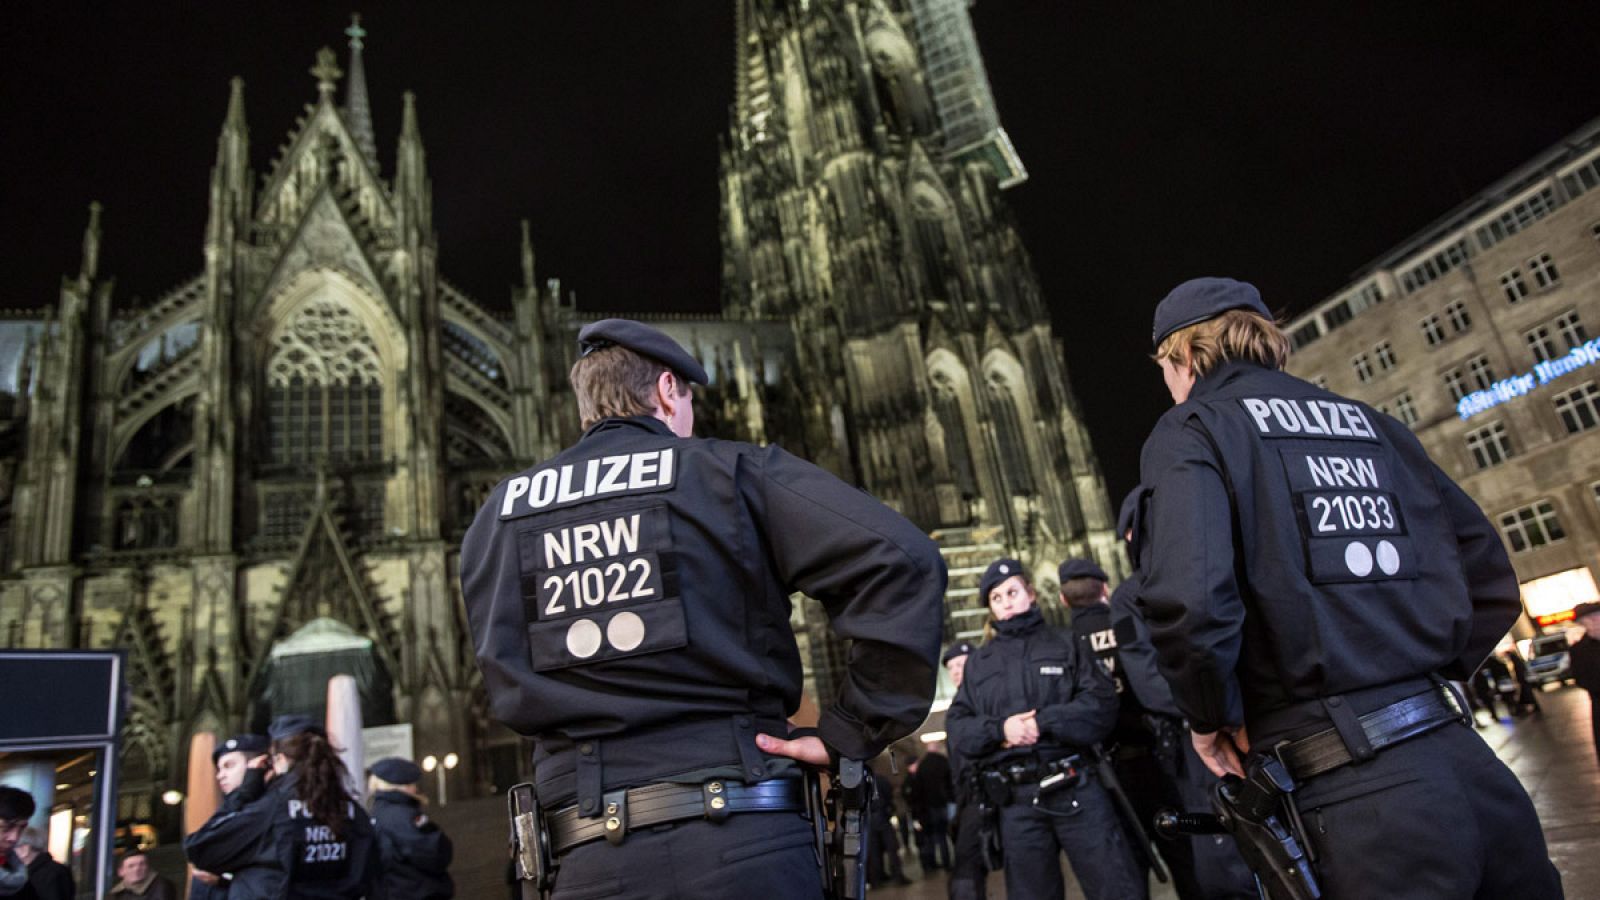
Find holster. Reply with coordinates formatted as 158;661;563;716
508;783;556;900
1212;758;1321;900
974;771;1008;871
811;758;875;900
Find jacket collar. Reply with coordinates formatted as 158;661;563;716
581;415;674;441
1187;359;1270;403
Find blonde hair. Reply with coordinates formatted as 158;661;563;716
569;346;687;429
1154;309;1290;378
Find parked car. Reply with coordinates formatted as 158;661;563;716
1519;633;1573;686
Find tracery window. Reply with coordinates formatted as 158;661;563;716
266;299;384;464
987;375;1036;495
932;376;978;496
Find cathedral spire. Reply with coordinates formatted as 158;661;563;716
79;201;102;284
520;219;536;291
343;14;379;170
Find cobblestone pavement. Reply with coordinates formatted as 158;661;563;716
869;685;1599;899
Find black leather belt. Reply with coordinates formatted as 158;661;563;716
988;754;1083;785
547;777;805;855
1278;685;1464;781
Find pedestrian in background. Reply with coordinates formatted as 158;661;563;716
1571;602;1600;768
908;745;952;873
941;641;989;900
0;787;40;900
367;757;453;900
12;829;71;900
108;851;177;900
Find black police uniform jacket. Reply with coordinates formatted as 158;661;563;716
370;791;453;900
460;415;945;803
182;771;378;900
1137;360;1522;739
945;606;1119;770
187;769;271;900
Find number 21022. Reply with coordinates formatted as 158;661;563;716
543;557;656;617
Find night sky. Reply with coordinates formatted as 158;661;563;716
4;2;1599;501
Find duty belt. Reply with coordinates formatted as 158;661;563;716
547;777;805;855
989;754;1083;785
1277;684;1464;781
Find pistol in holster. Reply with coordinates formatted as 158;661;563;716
1211;757;1321;900
805;758;876;900
508;783;556;900
974;770;1009;870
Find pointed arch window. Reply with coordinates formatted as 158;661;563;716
932;376;978;496
910;183;956;299
987;376;1035;495
266;299;383;464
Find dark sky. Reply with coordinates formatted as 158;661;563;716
4;2;1599;501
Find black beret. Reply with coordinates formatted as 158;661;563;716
1575;602;1600;620
942;641;977;665
577;318;708;385
369;757;423;786
267;714;323;742
1151;277;1271;348
979;558;1028;601
1116;488;1142;542
1058;558;1108;584
212;733;270;764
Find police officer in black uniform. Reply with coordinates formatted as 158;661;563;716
1138;277;1562;897
190;734;271;900
945;559;1145;900
184;716;378;900
460;319;945;900
367;758;453;900
941;641;988;900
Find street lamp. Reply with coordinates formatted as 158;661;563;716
420;753;459;805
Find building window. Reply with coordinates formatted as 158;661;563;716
1500;268;1529;303
1352;354;1374;383
1467;355;1495;390
1526;325;1558;363
1591;221;1600;243
1528;253;1560;289
265;299;386;465
1474;186;1558;250
1553;381;1600;434
1444;301;1471;333
1399;238;1471;293
1443;368;1468;402
1465;422;1514;470
1395;393;1418;426
933;378;978;496
986;377;1036;495
1556;311;1588;350
1374;342;1397;371
1290;320;1323;350
1420;315;1445;347
1498;501;1566;553
1323;300;1354;330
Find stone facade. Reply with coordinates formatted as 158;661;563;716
1285;114;1600;633
0;1;1119;825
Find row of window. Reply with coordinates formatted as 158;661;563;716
1420;300;1473;347
1399;238;1471;293
1500;253;1561;303
1443;355;1497;402
1463;381;1600;471
1496;486;1600;554
1440;310;1588;403
1352;341;1398;383
1474;187;1558;251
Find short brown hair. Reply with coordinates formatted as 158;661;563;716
569;346;687;429
1059;576;1105;609
1154;309;1290;378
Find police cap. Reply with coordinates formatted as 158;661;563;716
1575;601;1600;621
1117;487;1142;543
942;641;976;665
577;318;708;386
1151;277;1271;348
369;757;423;786
212;733;270;764
267;714;324;742
1058;558;1108;584
979;558;1028;601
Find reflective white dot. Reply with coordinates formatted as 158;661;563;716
1376;540;1400;576
566;619;603;658
1344;542;1373;577
607;611;646;652
999;564;1010;574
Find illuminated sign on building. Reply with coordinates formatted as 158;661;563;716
1520;566;1599;625
1458;336;1600;419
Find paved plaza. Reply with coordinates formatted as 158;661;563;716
863;685;1599;899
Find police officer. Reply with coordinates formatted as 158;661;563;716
190;734;272;900
367;758;453;900
945;559;1146;900
1138;277;1563;897
941;641;988;900
184;715;378;899
1109;491;1255;900
459;319;945;899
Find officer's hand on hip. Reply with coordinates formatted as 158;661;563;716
1003;710;1039;747
1191;727;1248;779
756;732;830;767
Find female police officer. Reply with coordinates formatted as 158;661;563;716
459;319;944;899
945;559;1145;900
1137;277;1561;897
184;716;377;899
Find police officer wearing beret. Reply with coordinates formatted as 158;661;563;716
367;758;453;900
1138;277;1562;896
945;559;1145;900
189;735;272;900
184;716;378;900
941;641;989;900
460;319;945;899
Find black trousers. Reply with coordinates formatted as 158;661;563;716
549;811;822;900
947;799;987;900
1292;720;1562;899
916;804;952;870
996;778;1147;900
